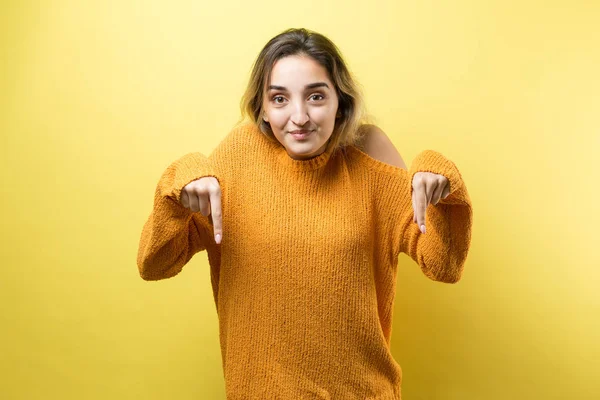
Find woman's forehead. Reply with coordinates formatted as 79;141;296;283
268;55;331;87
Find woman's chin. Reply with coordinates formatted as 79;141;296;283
286;146;317;160
287;151;313;160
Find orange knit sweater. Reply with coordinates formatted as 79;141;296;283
137;121;473;399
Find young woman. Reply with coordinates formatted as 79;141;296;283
137;28;473;399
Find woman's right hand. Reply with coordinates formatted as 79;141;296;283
180;177;222;244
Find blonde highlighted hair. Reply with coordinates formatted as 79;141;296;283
237;28;375;154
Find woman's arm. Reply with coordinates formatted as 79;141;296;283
401;150;473;283
136;153;219;281
357;124;407;170
363;127;473;283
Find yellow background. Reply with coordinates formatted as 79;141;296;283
2;0;598;399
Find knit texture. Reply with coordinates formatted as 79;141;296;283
137;121;473;399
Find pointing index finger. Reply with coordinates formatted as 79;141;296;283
209;186;223;244
415;183;428;234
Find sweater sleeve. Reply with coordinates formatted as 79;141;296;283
399;150;473;283
136;152;220;281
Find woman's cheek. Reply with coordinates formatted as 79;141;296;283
314;105;336;119
269;109;288;125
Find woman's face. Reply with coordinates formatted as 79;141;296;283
262;54;340;160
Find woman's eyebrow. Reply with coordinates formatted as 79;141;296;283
267;82;330;91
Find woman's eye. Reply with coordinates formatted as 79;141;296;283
271;94;324;104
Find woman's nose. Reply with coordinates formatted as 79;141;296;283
290;103;309;125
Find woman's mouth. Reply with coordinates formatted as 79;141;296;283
290;130;313;140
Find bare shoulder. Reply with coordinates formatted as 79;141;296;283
355;124;407;170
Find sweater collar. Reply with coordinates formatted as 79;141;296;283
245;121;335;172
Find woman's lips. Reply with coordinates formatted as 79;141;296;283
290;130;313;140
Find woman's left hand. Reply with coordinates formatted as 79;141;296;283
412;172;451;234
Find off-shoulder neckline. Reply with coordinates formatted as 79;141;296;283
344;145;408;176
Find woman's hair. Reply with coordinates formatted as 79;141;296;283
237;28;375;153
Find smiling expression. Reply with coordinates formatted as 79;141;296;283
262;54;340;160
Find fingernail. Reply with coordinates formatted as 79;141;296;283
215;234;221;244
420;225;426;234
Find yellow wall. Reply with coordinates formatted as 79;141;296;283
2;0;598;399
